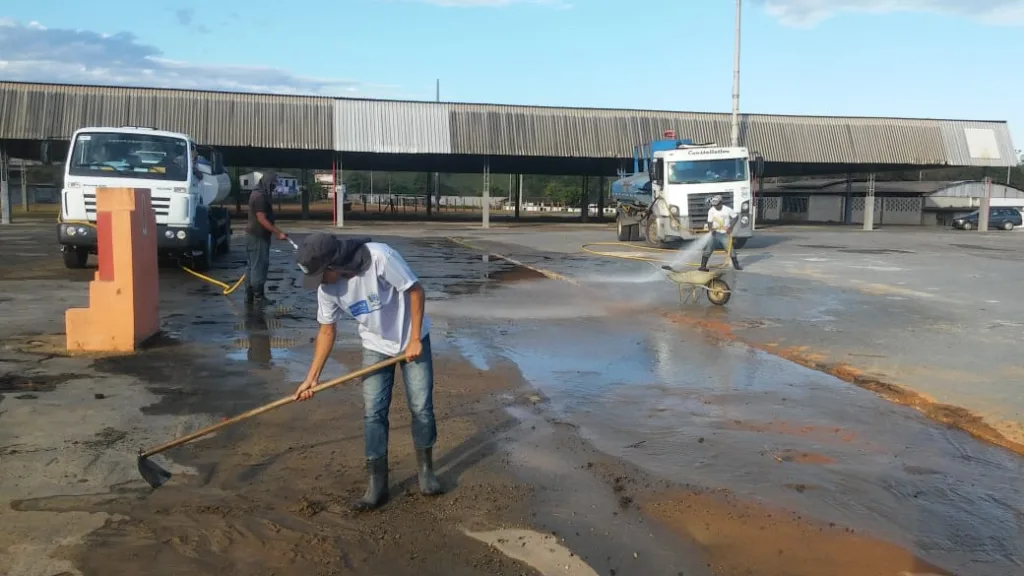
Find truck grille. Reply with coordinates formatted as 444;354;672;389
83;191;170;218
687;192;734;217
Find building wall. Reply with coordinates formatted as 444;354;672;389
807;196;843;222
881;197;923;225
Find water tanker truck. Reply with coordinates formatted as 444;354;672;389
611;132;763;248
57;126;234;271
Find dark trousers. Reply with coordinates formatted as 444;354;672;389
702;231;735;258
245;233;271;295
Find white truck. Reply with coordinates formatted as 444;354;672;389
612;138;763;249
57;126;233;271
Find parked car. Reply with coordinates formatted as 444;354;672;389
952;208;1023;231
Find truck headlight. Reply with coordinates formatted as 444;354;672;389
742;201;749;212
669;205;680;216
741;216;749;225
67;227;77;236
176;230;187;240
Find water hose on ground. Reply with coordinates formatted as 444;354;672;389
56;215;304;296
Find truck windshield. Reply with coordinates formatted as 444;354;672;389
668;158;748;185
67;132;190;182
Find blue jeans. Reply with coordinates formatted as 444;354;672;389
361;335;437;460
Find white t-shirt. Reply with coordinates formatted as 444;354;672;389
707;205;738;233
316;242;431;356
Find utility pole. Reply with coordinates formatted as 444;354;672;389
432;79;440;216
730;0;742;147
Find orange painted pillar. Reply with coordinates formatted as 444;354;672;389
66;188;160;353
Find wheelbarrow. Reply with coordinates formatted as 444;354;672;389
661;266;731;306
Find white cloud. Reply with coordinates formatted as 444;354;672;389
0;18;395;97
756;0;1024;26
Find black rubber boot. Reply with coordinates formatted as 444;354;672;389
731;254;743;271
416;448;443;496
253;286;275;306
698;255;710;272
351;456;389;511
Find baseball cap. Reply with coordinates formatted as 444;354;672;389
295;232;339;289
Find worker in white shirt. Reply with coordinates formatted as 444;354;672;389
699;195;742;272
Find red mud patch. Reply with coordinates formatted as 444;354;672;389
641;488;953;576
772;449;836;465
725;420;859;444
664;311;1024;459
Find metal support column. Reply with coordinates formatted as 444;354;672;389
979;176;992;232
515;174;522;220
20;159;29;212
300;167;309;219
0;144;10;225
335;152;344;228
597;175;606;222
580;175;589;223
843;173;853;225
862;173;876;231
482;159;490;229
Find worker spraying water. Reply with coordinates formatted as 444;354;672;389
699;195;742;272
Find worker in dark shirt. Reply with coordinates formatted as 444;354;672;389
246;171;289;306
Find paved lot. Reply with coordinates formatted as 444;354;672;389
1;220;1022;576
447;223;1024;447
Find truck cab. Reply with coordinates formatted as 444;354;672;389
612;136;763;248
57;126;233;271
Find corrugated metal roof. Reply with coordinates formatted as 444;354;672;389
0;81;1017;167
333;99;451;154
764;179;1024;196
938;120;1019;168
0;82;333;149
448;104;976;166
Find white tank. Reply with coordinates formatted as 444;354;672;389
195;157;231;206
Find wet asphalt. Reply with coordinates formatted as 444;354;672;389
1;221;1023;575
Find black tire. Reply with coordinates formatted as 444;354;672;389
216;229;231;255
1002;221;1014;231
191;232;214;272
731;237;748;250
628;224;641;241
62;247;89;269
706;278;731;306
644;217;663;248
616;217;631;241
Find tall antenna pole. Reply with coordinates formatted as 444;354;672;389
730;0;742;147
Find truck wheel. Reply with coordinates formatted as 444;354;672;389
62;247;89;269
216;228;231;255
731;237;748;250
628;224;641;241
616;217;631;241
192;232;213;272
644;217;663;248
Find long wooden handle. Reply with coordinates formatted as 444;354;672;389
139;356;404;458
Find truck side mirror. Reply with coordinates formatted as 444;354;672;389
650;158;663;183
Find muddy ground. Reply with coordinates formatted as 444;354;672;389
0;221;1020;576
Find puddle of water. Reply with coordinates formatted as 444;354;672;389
477;314;1024;575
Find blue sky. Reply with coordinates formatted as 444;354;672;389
1;0;1022;151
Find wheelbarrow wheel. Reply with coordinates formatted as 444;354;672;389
706;278;731;306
